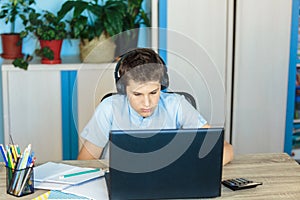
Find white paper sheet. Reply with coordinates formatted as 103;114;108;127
34;162;105;190
63;177;109;200
34;162;75;181
34;181;69;191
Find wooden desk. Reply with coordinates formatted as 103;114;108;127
1;153;300;199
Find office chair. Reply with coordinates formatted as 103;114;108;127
166;91;197;109
100;91;197;109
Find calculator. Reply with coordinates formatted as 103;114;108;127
222;178;263;191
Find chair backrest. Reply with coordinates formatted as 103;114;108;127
100;91;197;109
166;91;197;109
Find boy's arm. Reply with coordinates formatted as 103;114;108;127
78;140;104;160
202;124;234;165
223;141;234;165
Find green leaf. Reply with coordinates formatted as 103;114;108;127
73;2;90;17
19;30;27;38
35;47;54;60
19;13;26;21
12;58;28;70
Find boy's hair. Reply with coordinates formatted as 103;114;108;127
115;48;169;94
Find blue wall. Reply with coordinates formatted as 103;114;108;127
0;0;72;56
0;0;151;56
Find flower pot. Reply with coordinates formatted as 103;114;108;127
39;39;63;64
80;33;116;63
1;33;23;59
114;29;139;57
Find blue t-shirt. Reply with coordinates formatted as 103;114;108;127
81;92;207;150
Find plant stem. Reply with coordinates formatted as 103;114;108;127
11;22;15;33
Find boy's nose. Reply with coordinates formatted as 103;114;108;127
143;96;150;107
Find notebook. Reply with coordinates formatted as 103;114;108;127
106;128;224;199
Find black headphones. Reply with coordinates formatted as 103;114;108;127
114;49;169;94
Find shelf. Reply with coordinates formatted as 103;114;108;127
293;119;300;123
1;56;116;71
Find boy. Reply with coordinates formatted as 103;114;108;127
78;48;233;165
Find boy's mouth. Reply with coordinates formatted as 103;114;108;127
141;108;151;113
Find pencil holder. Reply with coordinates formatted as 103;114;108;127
6;166;34;197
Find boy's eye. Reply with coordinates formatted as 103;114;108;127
133;93;141;96
150;91;157;95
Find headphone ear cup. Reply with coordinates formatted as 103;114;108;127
115;62;126;94
158;56;169;90
161;66;169;90
116;78;125;94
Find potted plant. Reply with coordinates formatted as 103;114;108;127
58;0;151;61
13;10;68;70
57;0;126;63
115;0;151;56
0;0;36;59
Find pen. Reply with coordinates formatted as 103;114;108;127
19;144;31;170
16;145;21;157
0;144;8;166
10;144;17;162
6;145;15;169
59;168;100;179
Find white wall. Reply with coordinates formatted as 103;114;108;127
0;0;70;55
167;0;232;140
232;0;291;154
167;0;292;154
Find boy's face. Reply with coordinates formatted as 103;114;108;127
126;80;161;117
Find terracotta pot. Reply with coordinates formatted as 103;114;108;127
1;33;23;59
39;39;63;64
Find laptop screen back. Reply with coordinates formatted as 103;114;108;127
107;128;224;199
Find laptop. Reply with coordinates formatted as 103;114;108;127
105;128;224;200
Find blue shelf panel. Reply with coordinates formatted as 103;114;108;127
61;71;78;160
285;0;300;154
158;0;168;63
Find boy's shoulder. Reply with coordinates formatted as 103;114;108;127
98;94;127;109
160;92;185;105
